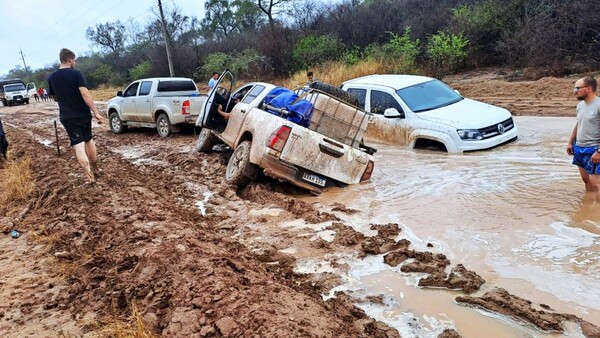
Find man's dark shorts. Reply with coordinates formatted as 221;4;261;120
572;144;600;174
61;116;93;146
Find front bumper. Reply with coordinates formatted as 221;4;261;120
456;126;519;152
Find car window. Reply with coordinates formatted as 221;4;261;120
370;90;402;115
347;88;366;109
124;82;139;97
396;79;463;112
139;81;152;96
157;80;196;92
242;85;265;104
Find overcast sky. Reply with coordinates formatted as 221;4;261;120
0;0;206;77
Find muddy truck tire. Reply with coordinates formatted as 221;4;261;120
109;112;128;134
309;81;359;107
226;141;259;188
156;113;172;137
196;128;217;153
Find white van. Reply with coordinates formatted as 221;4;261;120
341;74;518;153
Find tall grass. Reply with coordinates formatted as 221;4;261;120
286;59;388;88
0;157;35;205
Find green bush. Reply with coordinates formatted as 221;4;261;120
199;52;231;79
230;49;266;79
76;57;121;88
426;31;469;77
292;35;346;69
364;27;421;74
197;49;266;81
129;60;152;81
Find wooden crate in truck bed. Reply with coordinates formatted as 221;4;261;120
302;91;369;148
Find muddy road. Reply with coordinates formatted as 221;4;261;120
0;87;599;338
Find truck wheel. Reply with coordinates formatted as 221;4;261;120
109;112;128;134
25;99;29;104
1;99;6;107
226;141;259;188
196;128;216;153
309;81;359;107
156;114;172;137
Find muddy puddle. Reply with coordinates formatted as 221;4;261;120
299;116;599;337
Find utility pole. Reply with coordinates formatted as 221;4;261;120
158;0;175;77
19;46;30;75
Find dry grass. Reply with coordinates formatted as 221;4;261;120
286;59;388;88
100;304;157;338
91;85;122;101
0;157;35;205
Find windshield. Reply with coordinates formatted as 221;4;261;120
396;79;463;113
5;84;25;92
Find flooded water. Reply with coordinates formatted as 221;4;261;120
301;116;599;337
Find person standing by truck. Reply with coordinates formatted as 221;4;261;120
48;48;105;184
208;72;219;90
37;87;45;102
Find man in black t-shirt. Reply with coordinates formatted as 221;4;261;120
48;48;105;184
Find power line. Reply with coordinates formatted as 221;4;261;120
25;0;153;58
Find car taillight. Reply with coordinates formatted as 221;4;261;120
182;100;190;115
360;160;374;181
266;125;291;152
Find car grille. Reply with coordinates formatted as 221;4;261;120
480;117;514;139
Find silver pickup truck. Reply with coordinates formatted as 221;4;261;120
195;71;375;194
107;77;206;137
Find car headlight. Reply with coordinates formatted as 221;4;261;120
457;129;483;140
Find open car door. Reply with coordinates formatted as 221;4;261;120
26;82;37;97
196;70;234;130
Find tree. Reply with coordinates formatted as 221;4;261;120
201;0;264;40
86;21;127;54
255;0;291;34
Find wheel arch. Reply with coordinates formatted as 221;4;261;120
409;129;456;152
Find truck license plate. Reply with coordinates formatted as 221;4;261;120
302;172;326;187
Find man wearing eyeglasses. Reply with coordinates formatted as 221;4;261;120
567;76;600;200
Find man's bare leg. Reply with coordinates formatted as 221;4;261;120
588;174;600;201
74;142;94;183
578;167;592;191
85;140;100;178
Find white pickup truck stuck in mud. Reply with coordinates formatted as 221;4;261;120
107;77;206;137
342;74;518;153
195;71;376;194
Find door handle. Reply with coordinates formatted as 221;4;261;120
241;109;246;113
319;143;344;158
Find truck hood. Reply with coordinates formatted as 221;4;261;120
416;98;512;128
6;90;27;96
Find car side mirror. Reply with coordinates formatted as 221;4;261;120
117;90;123;97
384;108;405;119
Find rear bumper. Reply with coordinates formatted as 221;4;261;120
259;153;323;194
183;115;198;124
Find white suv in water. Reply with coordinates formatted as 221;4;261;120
341;75;518;153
